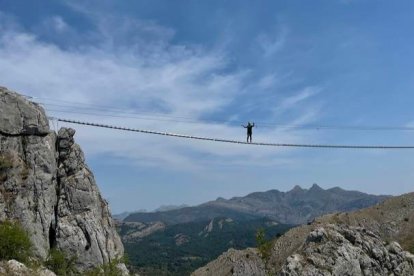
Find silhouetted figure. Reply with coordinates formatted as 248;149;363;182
242;122;255;143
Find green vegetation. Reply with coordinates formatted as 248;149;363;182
255;228;273;262
120;218;293;276
44;248;78;276
0;220;32;263
44;250;127;276
0;155;13;171
84;257;126;276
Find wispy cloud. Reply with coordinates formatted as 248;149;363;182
0;10;321;172
277;86;321;112
256;26;288;57
47;16;69;33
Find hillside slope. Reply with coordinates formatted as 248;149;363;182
193;192;414;275
121;217;292;276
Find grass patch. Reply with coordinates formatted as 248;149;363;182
256;228;273;263
0;220;32;263
0;155;13;171
44;248;78;276
84;257;126;276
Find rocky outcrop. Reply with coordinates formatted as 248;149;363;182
0;87;58;259
55;127;125;271
192;248;265;276
0;87;126;272
193;192;414;276
0;260;56;276
120;221;166;242
280;224;414;275
194;225;414;276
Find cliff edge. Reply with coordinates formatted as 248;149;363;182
0;87;126;273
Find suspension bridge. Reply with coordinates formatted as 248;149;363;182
48;117;414;149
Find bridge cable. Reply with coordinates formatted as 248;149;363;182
49;117;414;149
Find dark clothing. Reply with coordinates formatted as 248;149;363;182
243;123;255;143
243;123;255;133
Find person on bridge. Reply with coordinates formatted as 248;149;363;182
242;122;255;143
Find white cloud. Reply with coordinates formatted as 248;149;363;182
257;73;279;90
405;121;414;128
49;16;69;33
0;12;321;173
278;86;321;112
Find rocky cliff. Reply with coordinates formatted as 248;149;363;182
279;224;414;275
193;192;414;276
0;87;126;272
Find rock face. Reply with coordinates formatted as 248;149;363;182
0;260;56;276
55;127;125;270
280;225;414;276
0;87;125;272
193;192;414;276
0;87;58;259
120;221;166;242
192;248;266;276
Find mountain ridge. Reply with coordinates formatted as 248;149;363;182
125;184;389;225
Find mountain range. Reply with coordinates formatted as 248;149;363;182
120;184;389;275
124;184;389;225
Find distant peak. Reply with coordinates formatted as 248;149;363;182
291;185;304;192
328;186;344;192
310;183;323;190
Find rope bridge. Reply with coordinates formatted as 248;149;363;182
49;117;414;149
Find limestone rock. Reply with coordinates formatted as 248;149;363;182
0;87;49;135
279;224;414;276
193;192;414;276
191;248;266;276
0;87;57;259
120;221;166;242
55;127;125;271
0;87;127;273
0;260;56;276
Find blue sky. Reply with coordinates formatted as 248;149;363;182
1;0;414;213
